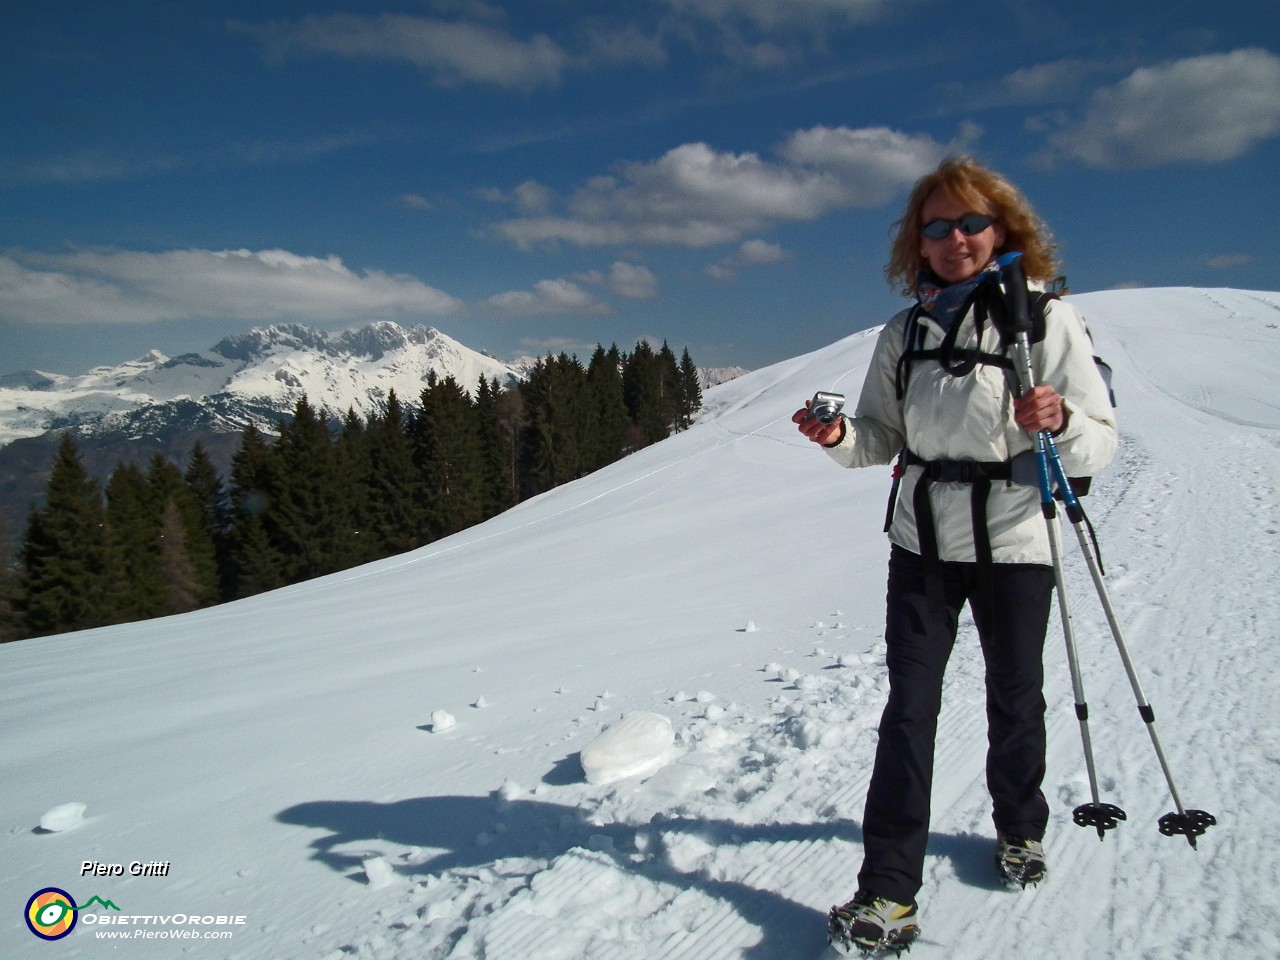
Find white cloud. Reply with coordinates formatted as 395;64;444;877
657;0;891;68
231;14;568;90
736;239;786;265
0;130;383;187
1046;48;1280;168
578;262;660;300
483;278;612;317
0;248;463;326
398;194;435;212
513;181;555;215
576;22;669;69
1001;59;1100;104
228;2;899;96
778;124;964;204
706;239;788;280
1201;253;1254;269
662;0;888;31
494;125;954;250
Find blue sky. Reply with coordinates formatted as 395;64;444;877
2;1;1278;376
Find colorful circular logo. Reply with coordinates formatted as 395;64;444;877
25;888;78;941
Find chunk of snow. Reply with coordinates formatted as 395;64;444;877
429;710;456;732
38;802;87;833
579;712;676;785
495;779;525;802
362;855;396;889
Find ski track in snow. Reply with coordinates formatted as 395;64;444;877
3;289;1279;960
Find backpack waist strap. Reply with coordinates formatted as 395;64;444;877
901;450;1009;565
903;450;1012;483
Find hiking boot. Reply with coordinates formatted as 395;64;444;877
995;834;1047;888
828;890;920;955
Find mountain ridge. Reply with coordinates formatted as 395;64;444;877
0;322;529;535
0;321;525;445
0;320;747;536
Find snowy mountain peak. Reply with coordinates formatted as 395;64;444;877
0;321;523;448
0;369;63;391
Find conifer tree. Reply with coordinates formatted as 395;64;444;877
656;340;684;432
518;358;556;497
473;377;518;519
519;353;591;497
362;390;424;556
0;515;20;642
147;455;220;613
586;345;630;471
104;461;166;623
271;398;358;582
412;374;487;539
677;347;703;430
622;341;668;447
490;378;525;506
156;499;203;615
226;423;288;598
184;443;232;599
336;408;378;566
17;434;112;637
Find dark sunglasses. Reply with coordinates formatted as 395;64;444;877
921;213;995;240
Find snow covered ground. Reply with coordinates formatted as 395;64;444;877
3;287;1279;959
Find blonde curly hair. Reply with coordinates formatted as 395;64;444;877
886;155;1061;297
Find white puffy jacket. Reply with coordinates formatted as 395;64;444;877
825;285;1117;565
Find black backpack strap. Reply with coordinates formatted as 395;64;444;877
971;477;994;566
894;306;926;400
894;283;1031;401
912;467;940;562
884;449;906;534
985;284;1055;351
897;451;1012;564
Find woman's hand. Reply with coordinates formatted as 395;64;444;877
1014;385;1067;435
792;402;845;446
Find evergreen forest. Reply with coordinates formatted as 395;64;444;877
0;342;703;641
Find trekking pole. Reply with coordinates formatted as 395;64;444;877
996;253;1124;841
997;253;1216;849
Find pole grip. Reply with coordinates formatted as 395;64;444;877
998;252;1035;337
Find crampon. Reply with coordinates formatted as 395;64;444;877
994;835;1047;889
828;895;920;956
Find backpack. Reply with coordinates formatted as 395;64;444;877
895;284;1115;410
883;277;1115;563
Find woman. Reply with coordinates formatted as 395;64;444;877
794;156;1117;953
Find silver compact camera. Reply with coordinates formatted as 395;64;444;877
808;391;846;424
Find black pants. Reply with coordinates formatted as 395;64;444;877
857;545;1054;904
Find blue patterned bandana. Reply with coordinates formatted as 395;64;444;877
917;260;1000;331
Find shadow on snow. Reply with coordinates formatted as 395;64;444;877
278;783;1004;958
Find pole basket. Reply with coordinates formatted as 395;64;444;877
1073;802;1127;840
1158;809;1217;848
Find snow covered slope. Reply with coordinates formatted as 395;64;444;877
2;288;1278;959
0;322;523;446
